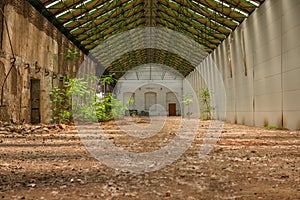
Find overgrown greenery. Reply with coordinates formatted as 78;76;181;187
50;75;125;124
199;88;214;120
51;47;125;124
50;77;82;124
64;49;79;64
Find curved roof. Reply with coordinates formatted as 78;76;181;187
27;0;265;77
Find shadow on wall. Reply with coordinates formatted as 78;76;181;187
0;105;9;121
263;118;269;127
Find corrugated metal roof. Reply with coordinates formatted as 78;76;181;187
27;0;265;78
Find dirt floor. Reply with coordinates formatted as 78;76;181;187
0;117;299;200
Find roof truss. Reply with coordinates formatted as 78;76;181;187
27;0;265;77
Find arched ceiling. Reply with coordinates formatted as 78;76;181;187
27;0;265;77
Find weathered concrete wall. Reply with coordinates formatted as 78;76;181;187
187;0;300;130
0;0;89;123
117;81;183;116
116;65;183;116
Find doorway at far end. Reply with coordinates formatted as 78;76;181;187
168;103;176;116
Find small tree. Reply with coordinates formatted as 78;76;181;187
50;48;84;124
93;74;125;121
50;77;92;124
199;88;214;120
50;86;69;124
94;93;126;122
182;94;193;119
101;74;116;85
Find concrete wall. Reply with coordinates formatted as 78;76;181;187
187;0;300;130
0;0;90;123
116;81;183;116
115;64;183;116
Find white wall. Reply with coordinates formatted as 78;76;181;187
187;0;300;130
115;64;183;116
116;81;183;116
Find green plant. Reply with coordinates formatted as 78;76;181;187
94;93;126;122
124;97;136;116
126;97;134;107
50;74;125;124
50;48;98;124
50;77;94;124
264;125;278;130
50;86;69;124
95;74;125;121
186;112;193;118
101;73;116;86
199;88;214;120
64;49;79;63
94;94;112;122
111;95;127;119
182;94;193;118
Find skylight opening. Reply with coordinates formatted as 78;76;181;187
75;0;93;9
192;9;233;32
67;0;129;31
71;27;80;33
193;10;207;19
245;0;260;7
212;20;232;32
232;8;249;17
214;0;230;7
75;13;87;20
89;8;97;14
45;0;60;9
66;9;101;30
96;3;105;10
87;0;128;24
191;19;221;35
56;9;71;18
72;12;110;33
230;18;240;24
191;1;235;25
63;20;73;27
79;21;93;29
66;16;92;30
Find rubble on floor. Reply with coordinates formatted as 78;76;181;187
0;117;299;200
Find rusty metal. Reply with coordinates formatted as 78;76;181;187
52;72;57;79
44;68;49;76
34;61;41;73
24;63;30;69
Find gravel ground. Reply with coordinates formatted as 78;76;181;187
0;117;299;200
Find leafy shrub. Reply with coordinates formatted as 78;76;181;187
50;75;125;124
182;94;193;118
